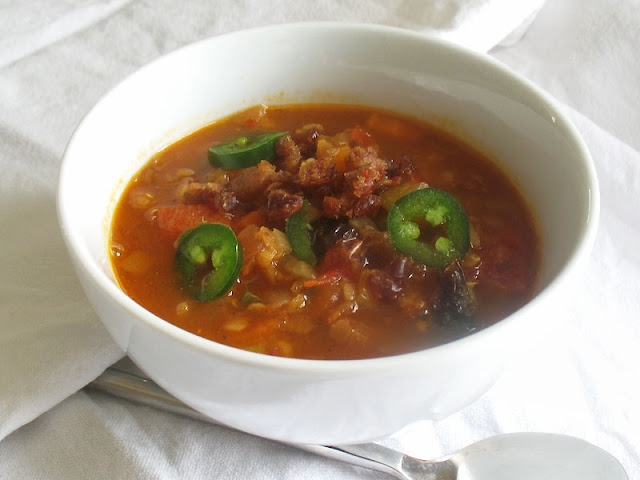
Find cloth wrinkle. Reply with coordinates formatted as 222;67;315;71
0;0;638;478
0;0;132;69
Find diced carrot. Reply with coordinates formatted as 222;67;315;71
303;270;343;288
365;113;423;141
237;209;266;230
332;146;351;174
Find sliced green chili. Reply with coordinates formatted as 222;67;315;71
387;188;470;268
285;200;316;266
208;132;288;169
175;223;243;302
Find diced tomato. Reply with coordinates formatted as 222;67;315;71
155;204;231;237
351;125;374;147
304;240;360;288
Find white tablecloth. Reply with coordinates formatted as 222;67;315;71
1;1;638;478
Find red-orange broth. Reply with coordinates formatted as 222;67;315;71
110;104;540;360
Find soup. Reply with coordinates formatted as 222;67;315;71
109;104;539;360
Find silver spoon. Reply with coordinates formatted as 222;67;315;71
309;434;627;480
88;361;628;480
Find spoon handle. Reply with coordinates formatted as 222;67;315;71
87;362;454;480
312;444;456;480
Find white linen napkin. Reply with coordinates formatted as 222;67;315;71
7;2;639;479
0;0;549;445
3;0;640;477
419;0;546;51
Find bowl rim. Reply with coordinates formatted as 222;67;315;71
57;21;600;375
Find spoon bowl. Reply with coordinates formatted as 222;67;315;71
452;433;627;480
324;433;628;480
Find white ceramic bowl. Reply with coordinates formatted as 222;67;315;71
58;23;598;445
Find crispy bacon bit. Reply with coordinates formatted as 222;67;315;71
322;194;382;219
292;123;325;156
182;181;222;203
275;135;303;173
353;195;381;217
344;146;389;198
229;161;284;202
272;132;394;220
267;188;304;223
345;145;384;170
322;195;349;218
387;153;415;181
182;182;238;212
298;156;336;189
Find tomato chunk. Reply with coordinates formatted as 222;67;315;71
156;204;231;237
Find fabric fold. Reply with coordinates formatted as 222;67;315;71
420;0;547;51
0;0;131;69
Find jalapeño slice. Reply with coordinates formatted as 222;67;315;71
387;188;470;268
285;200;317;266
208;132;288;169
175;223;243;301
